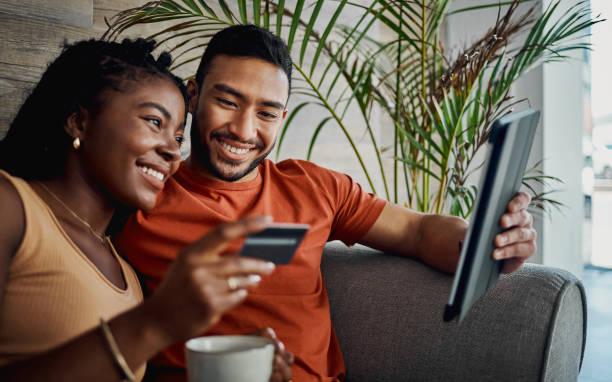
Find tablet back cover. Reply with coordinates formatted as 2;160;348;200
444;109;539;322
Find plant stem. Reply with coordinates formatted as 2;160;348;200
394;1;403;204
420;0;429;212
294;64;378;195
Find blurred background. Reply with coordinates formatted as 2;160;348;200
580;1;611;381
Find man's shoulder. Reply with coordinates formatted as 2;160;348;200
269;158;336;176
264;159;354;196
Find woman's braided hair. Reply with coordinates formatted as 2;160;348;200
0;38;188;180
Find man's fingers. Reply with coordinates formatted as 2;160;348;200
493;241;537;261
187;216;272;258
500;209;532;229
251;327;293;381
273;353;293;381
253;327;287;353
495;227;537;247
255;327;278;341
501;257;526;274
282;349;294;365
507;191;531;213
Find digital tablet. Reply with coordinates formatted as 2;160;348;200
443;109;540;322
239;223;309;264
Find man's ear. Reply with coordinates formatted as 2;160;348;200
64;107;88;141
187;78;200;114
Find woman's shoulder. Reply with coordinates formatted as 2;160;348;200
0;173;26;257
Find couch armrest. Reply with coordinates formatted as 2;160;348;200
321;242;586;382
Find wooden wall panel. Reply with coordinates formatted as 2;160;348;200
0;0;201;134
0;1;152;133
0;10;94;130
0;0;92;28
92;0;200;80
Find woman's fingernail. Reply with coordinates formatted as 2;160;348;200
266;262;276;270
248;275;262;283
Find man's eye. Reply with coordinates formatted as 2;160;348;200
260;111;278;119
217;98;235;107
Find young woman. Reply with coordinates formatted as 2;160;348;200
0;38;291;381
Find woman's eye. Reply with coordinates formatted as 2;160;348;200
146;118;161;127
175;136;185;146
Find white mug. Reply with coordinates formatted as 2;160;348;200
185;335;275;382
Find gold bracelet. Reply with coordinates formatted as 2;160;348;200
99;318;136;381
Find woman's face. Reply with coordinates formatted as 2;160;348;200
78;76;185;210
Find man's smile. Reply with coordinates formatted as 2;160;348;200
220;141;250;154
212;134;262;163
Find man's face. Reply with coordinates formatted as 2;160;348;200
187;55;289;182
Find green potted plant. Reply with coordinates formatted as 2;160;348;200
105;0;601;217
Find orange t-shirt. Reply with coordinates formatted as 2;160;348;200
115;159;387;382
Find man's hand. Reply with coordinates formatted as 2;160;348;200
493;192;537;273
251;327;294;382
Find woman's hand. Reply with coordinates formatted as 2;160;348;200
251;328;294;382
143;216;276;345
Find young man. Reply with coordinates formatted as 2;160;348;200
116;25;537;382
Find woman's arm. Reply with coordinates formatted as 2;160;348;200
0;215;275;381
0;178;26;308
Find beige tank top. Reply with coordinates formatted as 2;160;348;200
0;171;145;380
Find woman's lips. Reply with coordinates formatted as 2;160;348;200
137;165;167;190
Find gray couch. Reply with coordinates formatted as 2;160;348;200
321;242;587;382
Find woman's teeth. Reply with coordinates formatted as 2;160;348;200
139;166;164;181
221;141;250;154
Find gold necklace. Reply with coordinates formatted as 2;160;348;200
37;182;108;244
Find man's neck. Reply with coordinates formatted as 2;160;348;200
184;155;259;183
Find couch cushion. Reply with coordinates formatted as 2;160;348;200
321;242;586;382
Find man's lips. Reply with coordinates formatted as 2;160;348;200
214;137;261;161
219;140;252;154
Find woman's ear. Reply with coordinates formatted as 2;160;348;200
64;107;88;140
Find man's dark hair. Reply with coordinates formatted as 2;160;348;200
0;38;188;180
194;24;292;96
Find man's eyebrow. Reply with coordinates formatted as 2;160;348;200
213;83;285;110
261;100;285;111
214;83;246;101
138;102;171;120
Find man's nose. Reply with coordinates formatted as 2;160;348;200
229;110;257;142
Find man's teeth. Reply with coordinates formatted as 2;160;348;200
139;166;164;181
220;141;250;154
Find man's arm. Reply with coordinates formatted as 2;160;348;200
359;192;537;274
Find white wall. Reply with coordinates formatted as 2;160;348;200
446;0;586;277
541;0;585;275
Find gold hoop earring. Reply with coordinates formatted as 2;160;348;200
73;137;81;150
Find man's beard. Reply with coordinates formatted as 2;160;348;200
190;118;275;182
